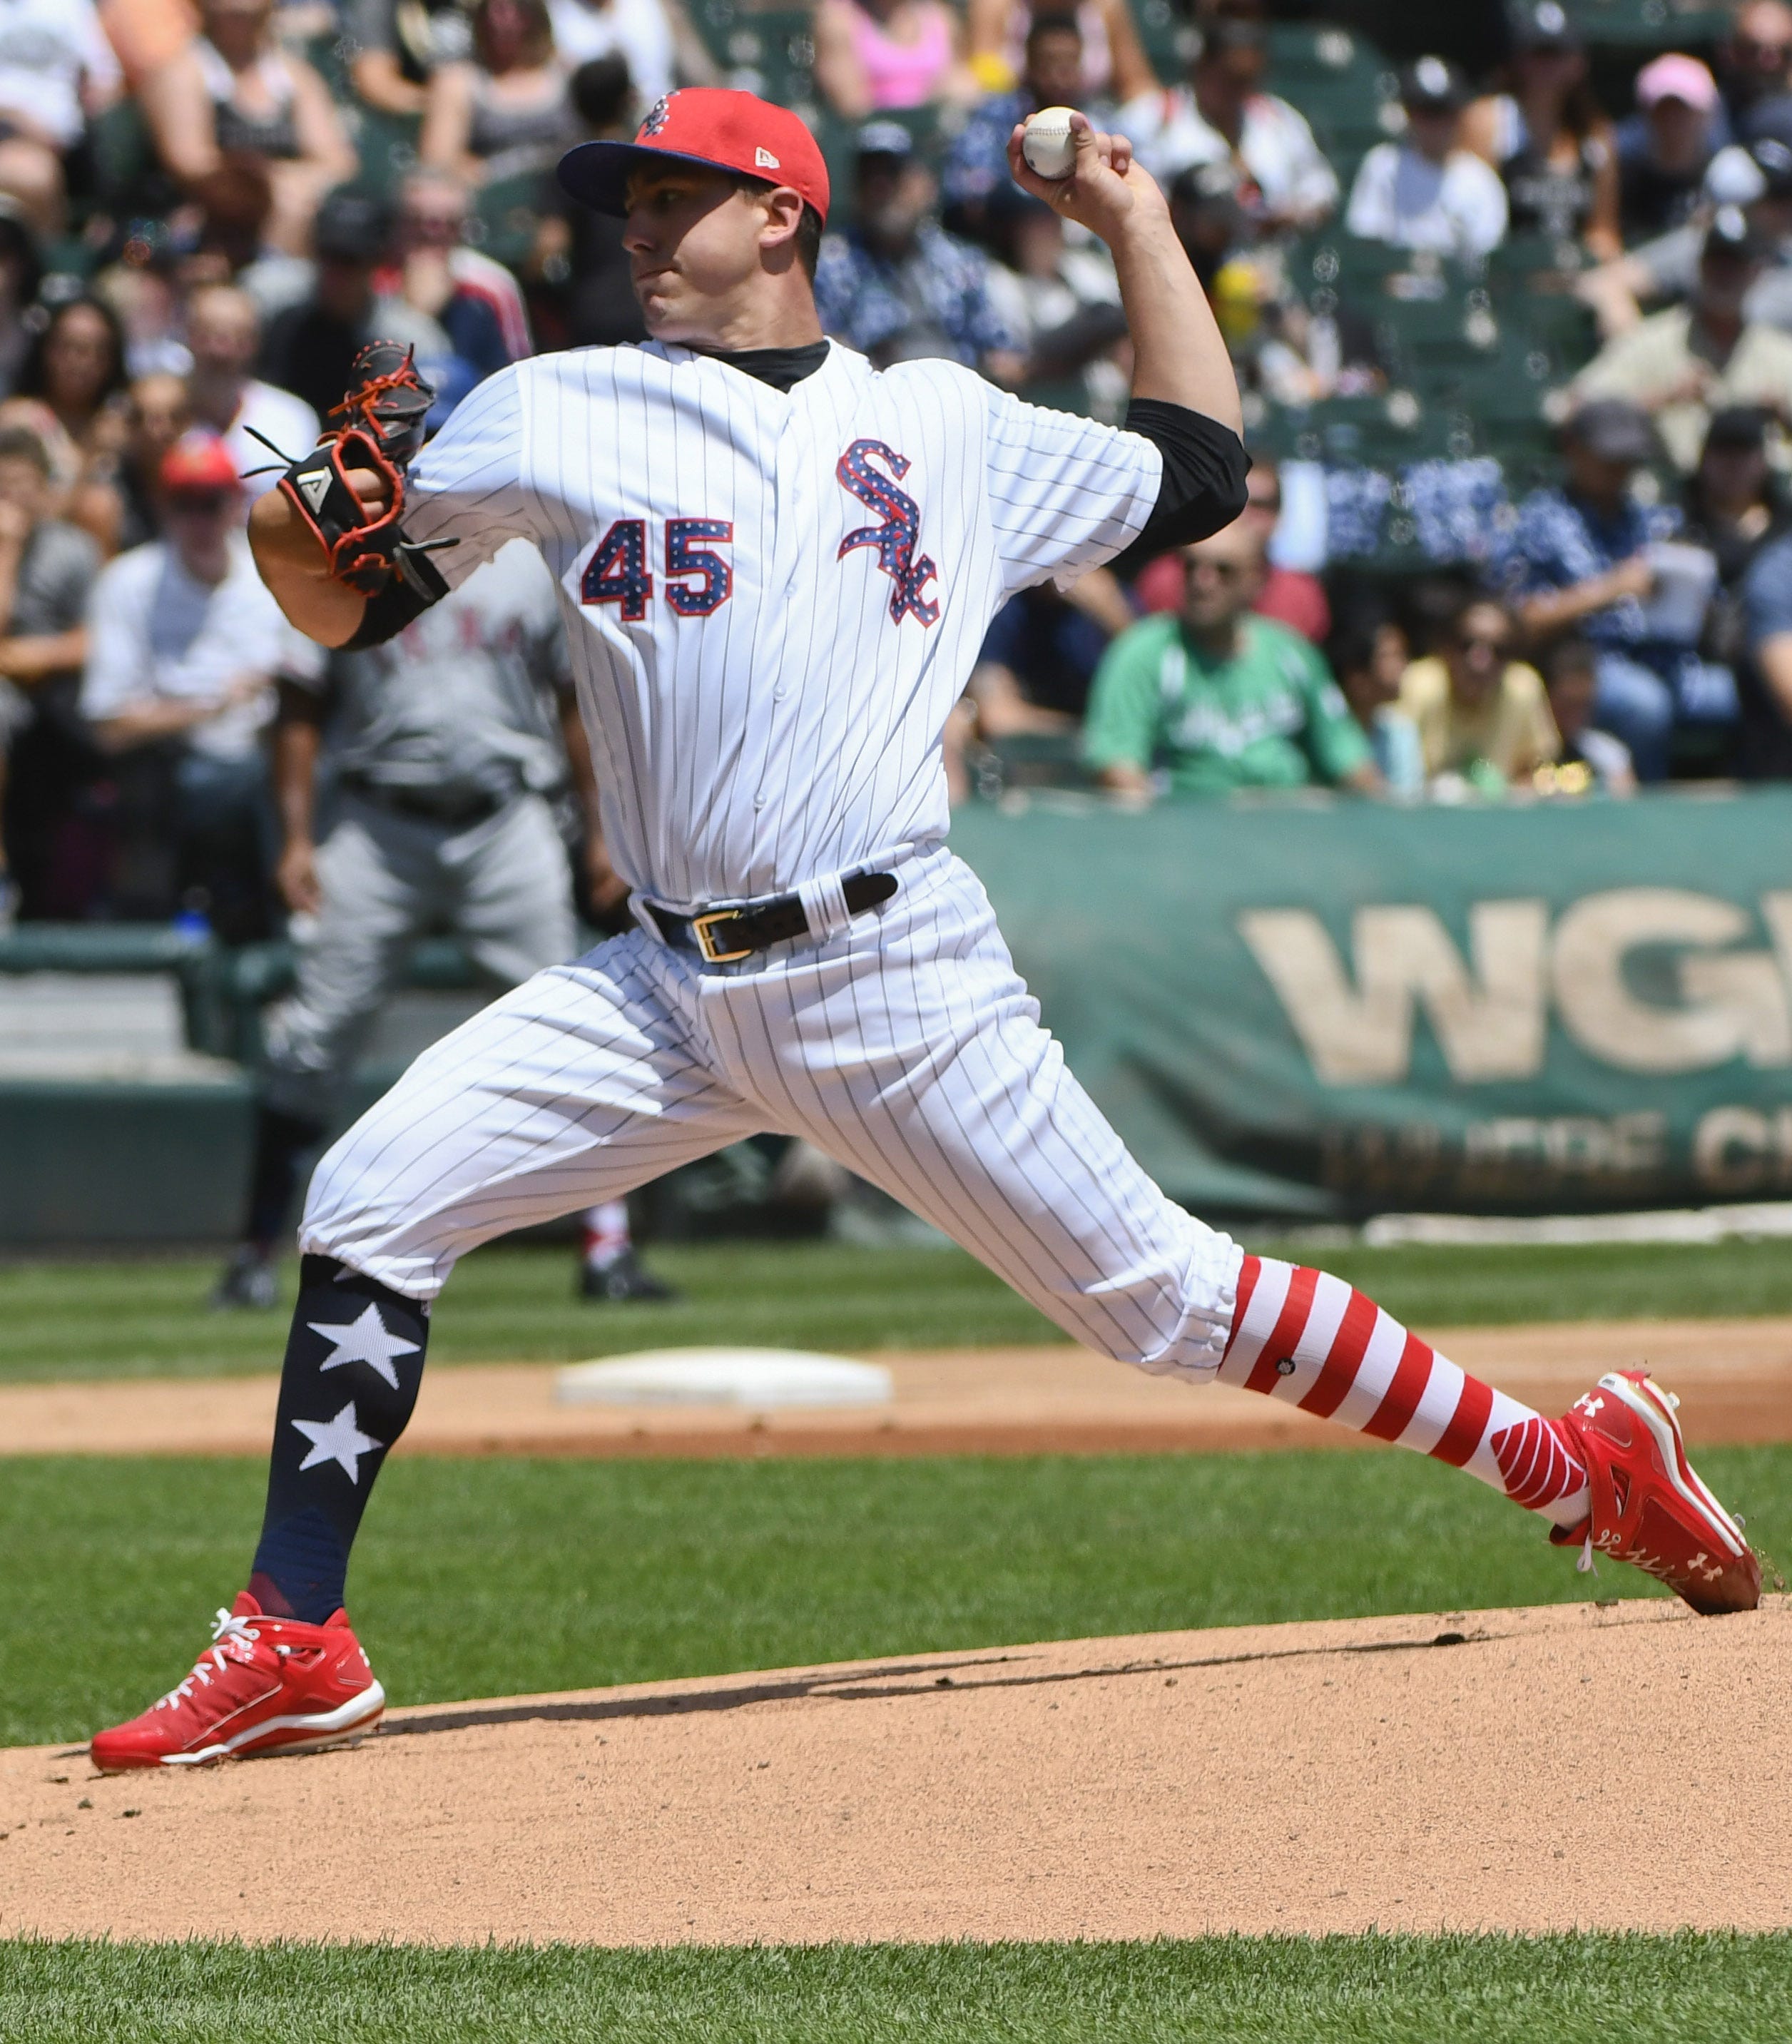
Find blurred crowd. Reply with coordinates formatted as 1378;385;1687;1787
4;0;1792;933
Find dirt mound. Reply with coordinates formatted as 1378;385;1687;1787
3;1598;1786;1945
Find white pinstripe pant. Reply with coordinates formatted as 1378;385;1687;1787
301;848;1243;1378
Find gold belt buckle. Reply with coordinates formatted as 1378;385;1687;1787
692;909;753;964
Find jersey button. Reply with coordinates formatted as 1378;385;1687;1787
753;790;769;810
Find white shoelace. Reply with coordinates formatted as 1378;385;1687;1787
156;1608;260;1712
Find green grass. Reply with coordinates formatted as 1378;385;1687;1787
1285;1236;1792;1329
5;1236;1791;1386
5;1933;1792;2041
9;1445;1790;1750
0;1242;1059;1385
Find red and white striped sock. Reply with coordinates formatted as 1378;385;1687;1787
1220;1256;1589;1527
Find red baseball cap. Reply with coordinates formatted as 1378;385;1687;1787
160;428;239;495
558;88;830;224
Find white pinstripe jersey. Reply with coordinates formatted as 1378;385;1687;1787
403;339;1161;907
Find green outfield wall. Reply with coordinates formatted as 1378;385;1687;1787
952;787;1792;1222
4;789;1791;1242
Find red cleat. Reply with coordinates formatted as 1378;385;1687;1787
1554;1371;1760;1616
90;1592;385;1771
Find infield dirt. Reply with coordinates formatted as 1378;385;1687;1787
4;1597;1786;1944
6;1315;1792;1457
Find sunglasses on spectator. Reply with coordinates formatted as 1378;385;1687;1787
1186;557;1253;580
166;489;234;514
1455;629;1510;652
1736;36;1792;59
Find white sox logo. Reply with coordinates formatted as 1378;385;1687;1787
835;439;940;626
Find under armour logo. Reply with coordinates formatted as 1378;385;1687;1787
836;439;940;626
1574;1394;1606;1418
641;93;676;137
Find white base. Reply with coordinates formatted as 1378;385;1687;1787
555;1348;894;1410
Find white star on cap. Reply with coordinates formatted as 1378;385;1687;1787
292;1401;383;1483
309;1301;419;1389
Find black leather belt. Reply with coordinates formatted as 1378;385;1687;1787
343;778;508;829
648;872;899;963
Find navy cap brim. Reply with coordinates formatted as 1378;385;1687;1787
558;140;743;215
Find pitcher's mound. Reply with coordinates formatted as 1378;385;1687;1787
5;1597;1787;1946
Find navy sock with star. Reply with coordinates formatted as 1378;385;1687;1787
248;1254;430;1622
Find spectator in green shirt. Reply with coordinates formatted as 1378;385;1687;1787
1083;520;1380;798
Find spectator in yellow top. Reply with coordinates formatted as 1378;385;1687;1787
965;0;1154;105
1571;208;1792;471
1398;593;1560;792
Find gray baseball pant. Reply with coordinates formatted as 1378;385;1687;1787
262;790;576;1123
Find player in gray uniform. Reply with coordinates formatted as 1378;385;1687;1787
212;535;671;1308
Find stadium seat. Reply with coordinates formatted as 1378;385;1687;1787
1286;232;1442;306
86;98;158;215
345;107;422;200
710;7;820;119
1369;290;1507;398
474;171;544;270
1553;0;1731;46
1267;390;1457;469
1135;0;1195;85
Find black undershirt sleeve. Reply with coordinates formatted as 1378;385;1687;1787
1111;400;1251;574
342;549;452;649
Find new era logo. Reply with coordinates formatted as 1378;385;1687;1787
296;466;332;513
755;146;780;169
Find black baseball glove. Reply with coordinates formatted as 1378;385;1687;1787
271;342;448;596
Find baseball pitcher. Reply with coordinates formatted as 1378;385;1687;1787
93;91;1757;1770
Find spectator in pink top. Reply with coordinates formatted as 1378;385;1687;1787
814;0;978;118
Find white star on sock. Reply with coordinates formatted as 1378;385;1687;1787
292;1401;383;1483
308;1301;419;1389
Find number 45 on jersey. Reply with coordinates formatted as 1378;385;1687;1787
581;518;732;620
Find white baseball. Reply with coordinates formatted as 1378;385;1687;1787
1022;107;1078;180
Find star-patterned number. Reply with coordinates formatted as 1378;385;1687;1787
292;1402;383;1483
309;1301;419;1390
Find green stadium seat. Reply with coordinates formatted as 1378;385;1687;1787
1285;230;1426;308
1268;390;1459;469
1134;0;1189;86
709;7;819;116
86;98;156;213
344;107;422;200
1369;290;1507;397
302;28;352;101
474;171;544;270
1485;230;1589;289
1507;289;1599;377
693;0;742;71
1554;0;1730;46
